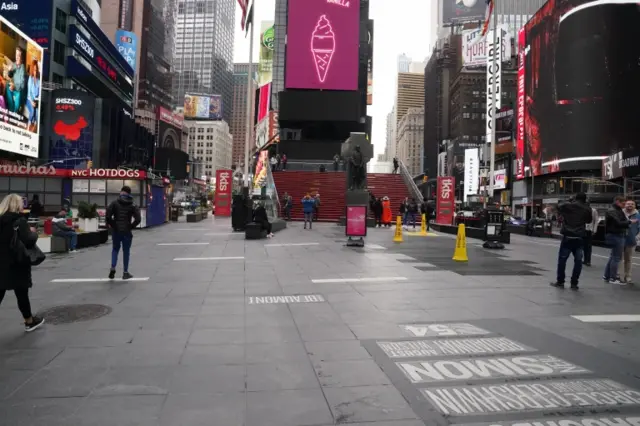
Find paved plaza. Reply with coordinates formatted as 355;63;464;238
1;218;640;425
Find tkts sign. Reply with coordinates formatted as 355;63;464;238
436;176;455;225
214;169;232;216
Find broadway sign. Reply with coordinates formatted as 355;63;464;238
423;378;640;416
377;337;534;359
602;149;640;180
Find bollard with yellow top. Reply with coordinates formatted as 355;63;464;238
393;215;403;243
419;213;428;236
452;223;468;262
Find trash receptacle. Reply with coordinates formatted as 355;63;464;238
170;206;180;222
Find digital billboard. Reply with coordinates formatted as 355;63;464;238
157;106;183;149
285;0;360;90
519;0;640;177
258;21;274;86
184;94;223;120
0;0;53;79
367;19;373;105
49;89;95;169
441;0;486;25
115;29;138;73
0;15;43;158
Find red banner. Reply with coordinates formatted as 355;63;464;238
515;27;526;180
436;176;455;225
214;169;232;216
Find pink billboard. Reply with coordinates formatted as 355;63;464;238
285;0;360;91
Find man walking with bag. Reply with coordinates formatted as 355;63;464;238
106;186;141;280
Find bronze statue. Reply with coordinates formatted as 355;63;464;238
349;145;366;190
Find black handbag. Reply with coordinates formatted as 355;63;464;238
10;225;46;266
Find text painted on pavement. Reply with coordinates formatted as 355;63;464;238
422;379;640;416
247;295;325;304
400;323;491;338
397;354;589;384
377;337;534;359
454;416;640;426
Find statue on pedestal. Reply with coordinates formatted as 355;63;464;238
348;145;366;190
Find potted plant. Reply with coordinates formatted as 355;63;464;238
77;201;99;232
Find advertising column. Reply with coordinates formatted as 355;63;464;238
436;176;455;225
258;21;274;86
214;169;232;216
463;148;479;202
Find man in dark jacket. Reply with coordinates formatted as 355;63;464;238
551;192;592;289
52;210;78;252
106;186;141;280
603;196;634;284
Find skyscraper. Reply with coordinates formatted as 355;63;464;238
230;63;258;168
170;0;235;123
397;54;412;73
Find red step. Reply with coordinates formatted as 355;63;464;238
273;171;412;222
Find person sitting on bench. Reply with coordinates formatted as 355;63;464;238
253;202;274;238
52;210;78;252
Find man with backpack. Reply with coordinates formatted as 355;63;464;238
106;186;141;280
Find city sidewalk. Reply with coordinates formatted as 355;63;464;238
0;218;639;425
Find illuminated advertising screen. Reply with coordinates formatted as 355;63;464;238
68;26;134;100
441;0;486;25
115;29;138;73
0;0;53;79
285;0;360;90
183;94;223;120
0;15;43;158
258;21;274;86
157;106;183;149
49;89;95;169
520;0;640;177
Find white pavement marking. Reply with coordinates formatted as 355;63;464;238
264;242;320;247
592;253;640;266
311;276;408;284
173;256;245;261
203;233;234;236
366;244;387;250
572;315;640;323
51;277;150;282
157;243;210;246
175;228;209;231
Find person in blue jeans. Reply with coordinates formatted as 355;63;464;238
550;193;592;290
603;196;633;285
52;211;78;252
302;194;315;230
106;186;141;280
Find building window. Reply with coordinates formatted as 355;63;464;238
55;8;67;33
52;73;64;85
53;41;65;65
462;113;470;119
178;2;185;13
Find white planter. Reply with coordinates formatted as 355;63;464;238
82;218;99;232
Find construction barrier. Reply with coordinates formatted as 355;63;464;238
452;223;468;262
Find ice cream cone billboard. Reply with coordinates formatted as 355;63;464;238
285;0;360;90
258;21;274;86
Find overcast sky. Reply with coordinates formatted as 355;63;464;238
233;0;436;157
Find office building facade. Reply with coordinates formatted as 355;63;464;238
169;0;235;123
397;107;425;176
186;120;233;179
230;63;257;168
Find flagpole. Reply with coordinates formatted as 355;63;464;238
243;20;255;188
488;1;498;202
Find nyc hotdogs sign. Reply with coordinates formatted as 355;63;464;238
0;166;146;179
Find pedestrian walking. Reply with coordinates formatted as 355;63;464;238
281;153;288;170
28;194;43;218
253;202;274;238
276;154;281;171
302;194;315;230
603;196;633;285
550;193;592;290
333;154;340;171
314;193;321;221
0;194;45;331
399;197;408;228
270;156;277;173
406;198;419;230
373;197;383;227
393;157;399;174
620;199;640;284
582;204;599;266
106;186;141;280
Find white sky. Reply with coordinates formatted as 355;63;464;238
233;0;435;157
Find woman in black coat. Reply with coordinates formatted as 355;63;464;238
0;194;44;331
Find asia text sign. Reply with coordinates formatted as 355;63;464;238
436;176;455;225
345;205;367;237
515;28;526;179
215;169;232;216
285;0;360;90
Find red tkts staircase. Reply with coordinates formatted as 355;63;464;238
272;171;411;222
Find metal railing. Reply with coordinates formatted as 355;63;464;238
398;159;424;203
263;162;281;220
281;160;344;172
